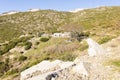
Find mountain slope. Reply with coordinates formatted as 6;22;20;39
0;6;120;42
0;6;120;80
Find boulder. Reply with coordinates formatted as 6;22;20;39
20;60;62;80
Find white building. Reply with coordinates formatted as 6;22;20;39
52;32;71;38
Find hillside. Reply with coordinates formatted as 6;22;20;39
0;6;120;42
0;6;120;80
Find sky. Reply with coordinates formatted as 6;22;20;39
0;0;120;13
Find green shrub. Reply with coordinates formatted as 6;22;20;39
0;36;33;55
0;61;10;76
19;55;27;61
35;42;40;45
40;37;49;42
5;68;18;75
59;53;76;61
83;31;90;37
24;42;32;50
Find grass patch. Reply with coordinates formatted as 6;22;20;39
107;59;120;72
111;60;120;67
98;36;113;44
5;69;18;76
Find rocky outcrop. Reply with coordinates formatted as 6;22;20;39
86;38;106;56
20;60;74;80
20;38;120;80
21;60;91;80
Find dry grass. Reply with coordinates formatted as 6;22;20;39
42;43;80;54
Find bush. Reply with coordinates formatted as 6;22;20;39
84;31;90;37
24;42;32;50
19;55;27;61
5;68;18;75
0;61;10;76
40;37;49;42
0;36;33;55
35;42;40;45
0;50;3;55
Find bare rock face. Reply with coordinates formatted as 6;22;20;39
20;60;62;80
86;38;106;56
72;62;90;76
21;61;91;80
20;60;74;80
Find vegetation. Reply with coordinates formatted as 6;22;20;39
24;42;32;50
0;6;120;80
79;44;88;51
18;55;27;61
5;68;18;76
107;59;120;72
40;37;49;42
0;36;32;55
35;42;40;45
0;58;10;76
98;36;113;44
0;6;120;43
112;60;120;67
71;32;90;41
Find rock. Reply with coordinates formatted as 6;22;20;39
86;38;106;56
59;62;74;69
72;62;90;76
20;60;62;80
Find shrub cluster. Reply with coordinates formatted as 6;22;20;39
71;31;90;41
0;59;10;76
0;36;32;55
